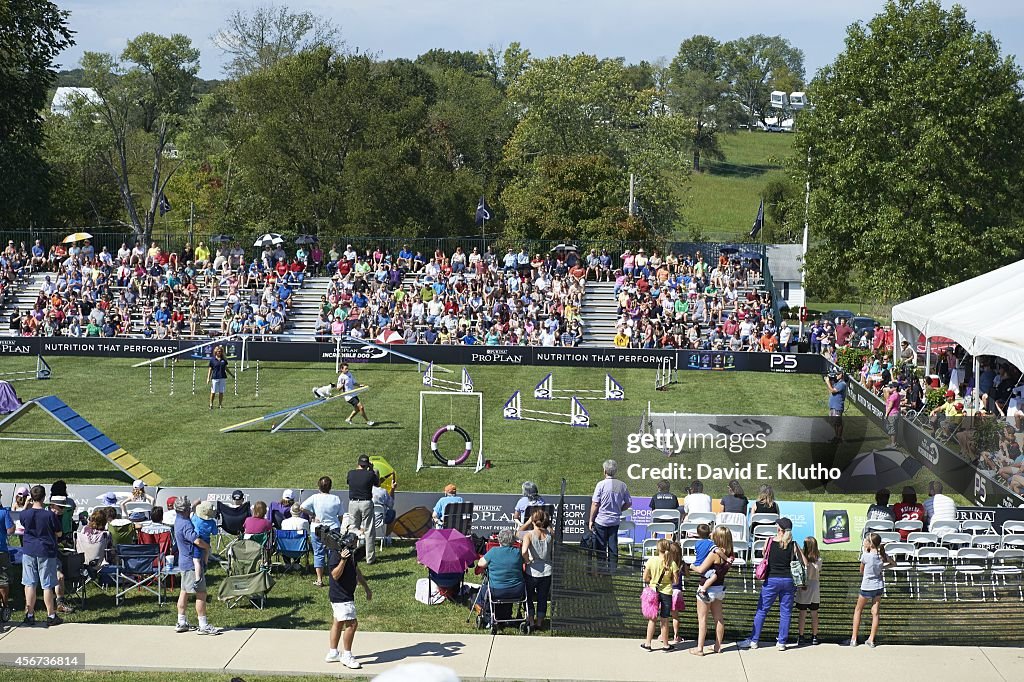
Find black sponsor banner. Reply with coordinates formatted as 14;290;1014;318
955;506;1024;532
898;420;1024;507
847;377;887;430
10;336;827;374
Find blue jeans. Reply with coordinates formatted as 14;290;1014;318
593;523;619;563
750;577;796;643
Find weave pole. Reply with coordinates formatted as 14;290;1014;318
192;361;197;396
233;360;239;397
169;359;175;396
255;360;261;398
148;364;153;395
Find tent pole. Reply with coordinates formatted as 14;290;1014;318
925;338;932;376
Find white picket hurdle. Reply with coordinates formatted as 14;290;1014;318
421;363;473;393
655;356;677;391
533;372;623;401
503;390;590;427
0;355;52;382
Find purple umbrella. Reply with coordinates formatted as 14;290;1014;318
415;528;477;574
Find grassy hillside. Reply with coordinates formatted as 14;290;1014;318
678;131;795;242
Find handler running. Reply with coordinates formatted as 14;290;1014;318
315;362;375;427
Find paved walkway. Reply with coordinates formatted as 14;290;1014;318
0;622;1021;680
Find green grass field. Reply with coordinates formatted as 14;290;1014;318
679;131;793;241
2;355;891;500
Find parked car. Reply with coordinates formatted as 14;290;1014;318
824;309;855;323
851;316;878;337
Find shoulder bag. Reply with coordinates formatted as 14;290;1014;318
754;538;772;581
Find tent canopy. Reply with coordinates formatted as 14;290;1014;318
892;259;1024;371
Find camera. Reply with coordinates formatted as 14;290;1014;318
315;525;360;553
825;369;843;381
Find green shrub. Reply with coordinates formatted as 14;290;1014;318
924;388;947;413
835;347;872;376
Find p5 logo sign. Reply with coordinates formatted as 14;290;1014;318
974;473;987;505
769;354;798;372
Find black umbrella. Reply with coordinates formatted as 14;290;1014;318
718;245;740;254
550;243;567;252
295;234;319;245
209;234;234;244
830;447;922;493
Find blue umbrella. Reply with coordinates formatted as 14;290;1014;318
739;251;763;260
718;245;740;254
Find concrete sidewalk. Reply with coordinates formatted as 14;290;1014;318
0;622;1021;681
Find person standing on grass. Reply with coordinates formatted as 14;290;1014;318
0;490;16;623
20;485;62;627
796;537;822;646
848;533;895;647
302;477;344;587
347;455;380;564
172;496;222;635
206;344;232;410
589;460;631;568
325;538;372;669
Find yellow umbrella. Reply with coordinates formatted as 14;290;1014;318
63;232;93;244
369;456;397;496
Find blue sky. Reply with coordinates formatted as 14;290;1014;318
56;0;1024;80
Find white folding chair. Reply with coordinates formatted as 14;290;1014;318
639;538;660;558
731;540;750;592
716;511;746;532
894;519;923;535
686;512;716;526
1001;534;1024;551
915;546;949;601
971;534;1001;555
884;542;916;596
1001;520;1024;535
990;549;1024;602
372;503;388;550
124;501;154;519
907;532;938;548
863;520;895;536
678;522;700;538
645;522;677;542
752;524;779;540
953;548;989;602
961;520;995;536
749;513;779;526
929;519;959;537
877;532;901;545
723;524;747;544
941;532;972;551
617;520;637;557
650;509;681;526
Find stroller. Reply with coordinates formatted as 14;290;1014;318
471;571;533;635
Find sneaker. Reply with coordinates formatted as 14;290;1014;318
340;654;361;670
796;635;805;646
56;600;74;614
45;614;63;628
811;636;820;646
22;613;35;627
865;640;876;649
196;624;223;635
738;639;758;649
175;622;193;633
776;642;786;651
324;651;342;663
696;589;711;603
366;421;376;427
345;418;353;425
845;639;858;647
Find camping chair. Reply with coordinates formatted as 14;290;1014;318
58;549;90;607
108;519;138;546
216;501;252;551
373;504;389;551
272;529;310;573
138;530;177;587
217;538;275;609
113;544;164;605
442;502;474;537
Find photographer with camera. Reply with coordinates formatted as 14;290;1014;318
825;369;848;443
320;527;372;669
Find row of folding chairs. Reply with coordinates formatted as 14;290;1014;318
865;519;1024;537
881;544;1024;602
875;531;1024;552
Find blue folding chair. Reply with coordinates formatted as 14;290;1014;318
273;529;310;573
114;544;164;605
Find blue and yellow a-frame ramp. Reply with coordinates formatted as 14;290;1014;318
220;385;369;434
0;396;162;486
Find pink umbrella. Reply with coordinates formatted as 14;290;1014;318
415;528;477;574
376;329;404;345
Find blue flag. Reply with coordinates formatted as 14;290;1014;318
748;198;764;238
158;193;172;216
475;196;491;226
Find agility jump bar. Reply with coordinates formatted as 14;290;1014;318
220;385;369;434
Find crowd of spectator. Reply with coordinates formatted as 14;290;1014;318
314;243;588;346
606;249;780;351
4;238;300;340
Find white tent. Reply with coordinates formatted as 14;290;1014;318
892;259;1024;372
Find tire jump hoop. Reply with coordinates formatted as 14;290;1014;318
430;424;473;466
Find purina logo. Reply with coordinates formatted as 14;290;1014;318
917;438;940;465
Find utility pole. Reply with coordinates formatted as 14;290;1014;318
800;147;810;341
628;173;635;216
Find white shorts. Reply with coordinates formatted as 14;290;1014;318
210;378;227;394
331;600;357;622
700;586;726;602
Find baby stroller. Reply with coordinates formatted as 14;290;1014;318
471;571;532;635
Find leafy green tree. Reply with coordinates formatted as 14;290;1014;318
416;49;489;75
667;35;741;172
722;34;804;127
78;33;200;241
0;0;73;226
212;4;342;79
797;0;1024;301
762;176;801;242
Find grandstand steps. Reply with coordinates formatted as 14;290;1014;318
0;271;50;336
580;281;618;347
